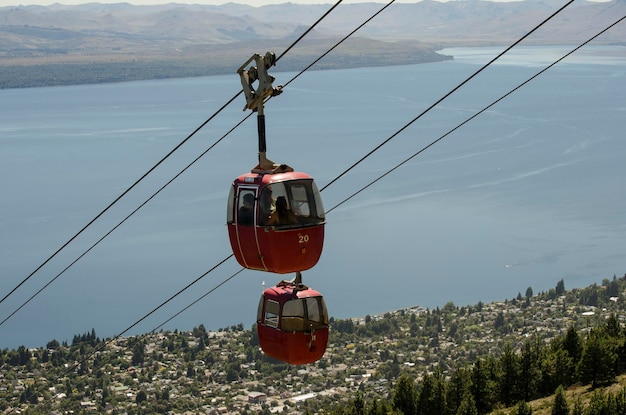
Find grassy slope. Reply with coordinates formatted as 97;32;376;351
495;374;626;415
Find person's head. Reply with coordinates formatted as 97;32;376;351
261;186;272;200
243;193;254;206
276;196;287;213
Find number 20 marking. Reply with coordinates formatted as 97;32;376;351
298;234;309;243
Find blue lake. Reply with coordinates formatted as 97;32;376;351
1;45;625;348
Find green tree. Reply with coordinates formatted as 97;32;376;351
577;330;616;387
131;342;145;366
607;277;619;298
494;312;506;332
351;392;365;415
562;327;582;364
471;358;497;415
555;279;565;296
514;400;532;415
136;389;147;403
499;343;520;406
540;348;574;393
19;384;38;405
603;313;621;338
17;346;31;366
585;390;608;415
551;385;569;415
446;365;472;415
570;396;583;415
367;399;392;415
46;339;60;349
416;370;446;415
457;391;478;415
519;339;540;401
393;373;417;415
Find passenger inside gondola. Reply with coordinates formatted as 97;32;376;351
267;196;295;226
258;186;275;225
238;193;255;226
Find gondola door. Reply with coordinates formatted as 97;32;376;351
231;186;267;271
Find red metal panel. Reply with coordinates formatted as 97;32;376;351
257;324;328;365
228;223;265;271
228;224;323;273
257;225;324;274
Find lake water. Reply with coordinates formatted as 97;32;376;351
1;46;625;349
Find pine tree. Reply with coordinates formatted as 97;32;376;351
367;399;392;415
551;385;569;415
471;358;497;414
515;400;532;415
586;390;607;415
131;342;145;366
393;373;418;415
519;339;540;401
577;330;616;387
136;389;147;403
351;392;365;415
570;396;583;415
446;366;472;415
555;279;565;295
417;370;446;415
456;391;478;415
500;343;520;406
563;326;582;363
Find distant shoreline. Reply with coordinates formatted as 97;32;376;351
0;39;452;89
4;43;625;90
3;0;624;89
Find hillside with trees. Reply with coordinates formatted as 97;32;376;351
2;273;626;414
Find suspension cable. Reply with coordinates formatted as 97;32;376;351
326;15;626;214
0;0;345;309
320;0;576;192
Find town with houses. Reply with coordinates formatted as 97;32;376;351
2;275;625;414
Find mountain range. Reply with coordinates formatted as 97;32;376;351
1;0;624;87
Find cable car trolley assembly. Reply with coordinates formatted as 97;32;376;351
227;52;329;365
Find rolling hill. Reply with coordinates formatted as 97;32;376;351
0;0;624;87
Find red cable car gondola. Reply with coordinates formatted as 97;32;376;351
228;52;329;364
227;169;325;273
257;276;329;365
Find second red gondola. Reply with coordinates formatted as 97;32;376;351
257;279;329;365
